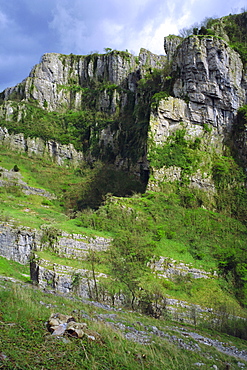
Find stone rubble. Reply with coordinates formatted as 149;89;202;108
47;312;100;341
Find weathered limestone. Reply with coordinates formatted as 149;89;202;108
164;35;183;61
31;258;100;297
149;256;217;280
149;96;225;152
0;165;56;198
0;223;111;265
148;35;247;188
3;50;166;112
148;97;218;191
0;126;83;167
0;224;38;264
2;38;246;178
56;232;111;259
172;37;246;132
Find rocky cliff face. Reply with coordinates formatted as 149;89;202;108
1;34;247;191
0;126;83;166
172;37;246;132
0;223;111;266
3;49;166;112
0;224;38;264
148;35;247;190
1;49;166;179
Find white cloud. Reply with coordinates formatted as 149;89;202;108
0;10;9;29
1;0;247;91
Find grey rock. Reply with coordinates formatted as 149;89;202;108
238;362;246;368
0;223;38;264
148;35;247;191
3;50;166;112
164;35;183;61
172;37;246;115
0;126;83;167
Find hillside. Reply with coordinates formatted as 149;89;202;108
0;11;247;369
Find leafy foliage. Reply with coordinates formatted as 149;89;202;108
148;128;201;181
179;11;247;65
64;162;146;211
212;155;247;222
107;230;155;308
208;12;247;65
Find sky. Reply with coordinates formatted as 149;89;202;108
0;0;246;92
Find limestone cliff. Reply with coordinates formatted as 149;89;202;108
0;49;166;179
0;126;83;166
148;34;247;192
3;49;166;112
0;16;246;195
0;222;110;265
172;37;246;132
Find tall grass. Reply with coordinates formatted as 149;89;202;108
0;280;245;369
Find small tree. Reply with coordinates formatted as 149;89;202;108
107;230;155;309
87;248;100;301
104;47;112;53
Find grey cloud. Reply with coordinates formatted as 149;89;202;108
1;0;247;91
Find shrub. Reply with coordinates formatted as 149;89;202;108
12;164;20;172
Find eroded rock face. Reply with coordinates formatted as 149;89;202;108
150;96;224;149
172;37;246;132
31;258;107;299
3;50;166;112
0;126;83;166
164;35;183;62
148;36;247;189
1;38;247;184
0;224;38;264
148;97;219;191
0;224;111;266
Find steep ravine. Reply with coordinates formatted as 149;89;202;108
0;15;246;359
0;35;246;184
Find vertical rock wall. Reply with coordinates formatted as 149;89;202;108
3;50;166;112
171;37;246;133
0;126;83;166
0;224;38;264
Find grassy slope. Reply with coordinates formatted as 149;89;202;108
0;147;246;313
0;279;246;370
0;147;247;369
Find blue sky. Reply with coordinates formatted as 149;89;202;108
0;0;246;92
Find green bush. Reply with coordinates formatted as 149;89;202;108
12;164;20;172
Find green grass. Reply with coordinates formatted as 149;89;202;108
36;250;106;273
0;256;30;282
0;279;246;369
32;246;246;320
0;145;246;322
154;238;217;270
0;146;83;194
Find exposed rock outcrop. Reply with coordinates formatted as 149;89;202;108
0;223;111;265
0;224;38;264
164;35;183;62
56;232;111;259
148;36;247;190
31;258;103;298
172;37;246;132
1;34;246;187
149;256;217;280
0;166;56;198
0;126;83;167
148;97;218;191
3;49;166;112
